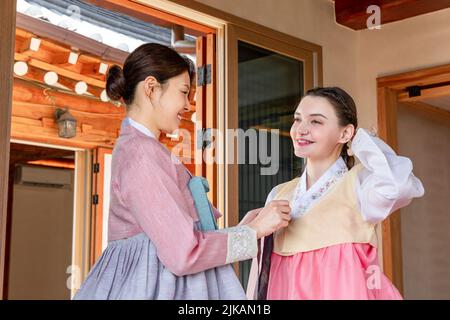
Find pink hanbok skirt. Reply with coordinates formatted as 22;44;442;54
267;243;402;300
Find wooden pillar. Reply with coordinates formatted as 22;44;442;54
377;86;404;294
0;0;17;299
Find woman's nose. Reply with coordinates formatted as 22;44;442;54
297;122;309;135
183;96;191;112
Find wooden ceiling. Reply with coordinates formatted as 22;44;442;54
334;0;450;30
9;142;74;169
12;24;196;150
12;25;125;149
15;27;114;92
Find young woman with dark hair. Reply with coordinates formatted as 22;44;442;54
74;43;291;300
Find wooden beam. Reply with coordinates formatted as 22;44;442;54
205;33;217;206
15;56;106;89
23;159;75;170
0;0;16;300
335;0;450;30
378;63;450;90
80;63;107;81
86;0;216;36
15;28;118;71
16;13;128;64
12;79;123;121
400;100;450;126
9;142;73;163
18;36;42;55
195;36;206;178
10;119;117;150
52;51;79;65
398;83;450;102
10;80;124;149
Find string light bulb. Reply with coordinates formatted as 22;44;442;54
44;71;58;85
100;89;109;102
13;61;28;76
75;81;88;95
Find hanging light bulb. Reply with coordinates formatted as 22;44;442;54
44;71;58;85
13;61;28;76
191;112;196;123
100;89;109;102
75;81;88;95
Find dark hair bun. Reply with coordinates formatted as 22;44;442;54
106;65;126;101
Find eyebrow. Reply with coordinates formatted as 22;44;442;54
294;112;328;119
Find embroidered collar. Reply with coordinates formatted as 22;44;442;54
121;117;156;139
292;157;348;218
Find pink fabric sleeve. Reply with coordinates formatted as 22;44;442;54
211;205;222;219
118;140;229;276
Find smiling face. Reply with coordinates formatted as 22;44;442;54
290;95;354;161
150;71;191;134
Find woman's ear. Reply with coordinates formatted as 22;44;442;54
143;76;159;96
338;124;355;144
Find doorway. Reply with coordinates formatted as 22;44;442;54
377;65;450;298
5;142;75;299
398;95;450;299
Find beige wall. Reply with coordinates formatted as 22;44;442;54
7;167;74;300
197;0;359;111
197;0;450;129
397;104;450;299
357;7;450;129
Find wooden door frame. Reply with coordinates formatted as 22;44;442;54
225;23;321;229
377;63;450;294
5;139;87;299
90;147;113;267
0;0;17;300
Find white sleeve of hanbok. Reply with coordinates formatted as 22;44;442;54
352;128;425;224
265;185;280;205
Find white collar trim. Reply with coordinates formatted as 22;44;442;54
122;117;156;139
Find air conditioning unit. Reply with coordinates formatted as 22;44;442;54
15;164;72;188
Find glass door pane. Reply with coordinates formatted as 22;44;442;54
237;41;305;289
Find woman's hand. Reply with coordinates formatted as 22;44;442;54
246;200;291;239
238;208;263;226
347;126;378;157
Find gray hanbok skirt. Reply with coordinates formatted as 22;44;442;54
73;232;246;300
